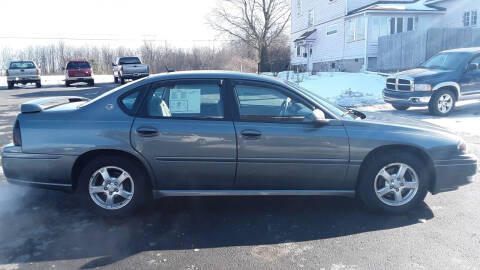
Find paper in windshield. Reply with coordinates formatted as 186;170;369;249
169;89;201;113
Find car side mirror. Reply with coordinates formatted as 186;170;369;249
467;63;478;72
307;109;329;126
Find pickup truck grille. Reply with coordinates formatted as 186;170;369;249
386;78;413;92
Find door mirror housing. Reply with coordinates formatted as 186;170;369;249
467;63;478;72
306;109;330;126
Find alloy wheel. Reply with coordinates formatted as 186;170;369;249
88;166;135;210
374;163;419;207
437;93;453;114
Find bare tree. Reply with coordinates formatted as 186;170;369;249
208;0;290;72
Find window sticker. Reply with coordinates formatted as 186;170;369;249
169;88;201;113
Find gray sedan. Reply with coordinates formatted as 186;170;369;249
1;71;477;215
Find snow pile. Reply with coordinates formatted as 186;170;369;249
274;71;387;107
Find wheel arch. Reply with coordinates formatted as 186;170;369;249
433;82;460;100
71;149;155;191
356;144;436;193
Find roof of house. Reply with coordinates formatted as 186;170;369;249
293;29;317;42
348;0;446;15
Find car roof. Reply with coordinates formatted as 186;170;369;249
143;70;285;85
442;47;480;54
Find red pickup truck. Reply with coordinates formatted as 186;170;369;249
64;60;94;87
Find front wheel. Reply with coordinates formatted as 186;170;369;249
114;76;118;84
392;104;410;111
428;89;455;116
35;81;41;88
78;156;151;216
88;80;95;86
120;76;125;84
7;82;14;89
358;152;429;214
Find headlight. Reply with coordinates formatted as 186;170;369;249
414;84;432;91
458;140;468;154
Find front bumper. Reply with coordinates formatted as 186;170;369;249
431;153;478;194
7;75;41;84
1;144;75;191
121;73;149;80
383;89;433;107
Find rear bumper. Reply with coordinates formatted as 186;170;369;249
7;75;41;84
431;153;478;194
383;89;433;107
66;76;93;82
1;144;75;191
121;73;149;80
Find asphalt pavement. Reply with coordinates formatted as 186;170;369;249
0;80;479;270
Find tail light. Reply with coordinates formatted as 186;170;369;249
13;120;22;146
36;68;41;75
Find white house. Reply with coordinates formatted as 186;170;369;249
290;0;479;72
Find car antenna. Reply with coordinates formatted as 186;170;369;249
165;65;175;73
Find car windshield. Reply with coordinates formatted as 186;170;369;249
9;61;35;69
67;62;91;69
119;57;141;65
284;80;357;119
420;52;472;70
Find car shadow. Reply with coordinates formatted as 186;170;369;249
0;186;434;268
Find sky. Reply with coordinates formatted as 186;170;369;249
0;0;221;49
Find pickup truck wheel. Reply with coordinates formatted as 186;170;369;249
358;152;429;214
7;82;14;89
88;80;94;86
120;76;125;84
65;81;71;87
114;76;118;84
35;81;41;88
78;155;151;216
392;105;409;111
428;89;455;116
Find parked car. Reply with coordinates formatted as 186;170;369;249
112;57;149;84
64;60;94;87
6;60;41;89
383;47;480;116
2;71;477;216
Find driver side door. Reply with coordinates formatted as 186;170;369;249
460;54;480;95
232;80;350;190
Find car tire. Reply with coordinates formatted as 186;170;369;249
78;155;151;216
120;76;125;85
65;81;71;87
7;82;14;89
392;105;409;111
114;76;118;84
35;81;41;88
357;151;429;214
428;89;456;116
88;80;95;86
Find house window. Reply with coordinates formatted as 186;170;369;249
308;9;314;27
464;11;471;26
396;18;404;33
297;0;302;17
356;16;366;40
390;18;396;34
407;17;414;31
346;19;355;42
371;17;389;41
327;24;338;35
297;46;301;57
472;11;478;26
309;47;313;56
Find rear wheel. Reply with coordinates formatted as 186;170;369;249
78;155;151;216
392;104;409;111
65;81;71;87
428;89;455;116
358;152;429;214
35;80;41;88
7;82;14;89
114;76;118;84
88;80;95;86
120;76;125;84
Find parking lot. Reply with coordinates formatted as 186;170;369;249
0;79;480;270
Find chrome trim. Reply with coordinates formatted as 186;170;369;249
386;77;414;92
153;189;355;198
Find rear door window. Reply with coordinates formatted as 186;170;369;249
118;57;141;65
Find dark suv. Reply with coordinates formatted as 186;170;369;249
383;47;480;116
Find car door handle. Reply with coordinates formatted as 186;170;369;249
241;129;262;139
136;126;159;137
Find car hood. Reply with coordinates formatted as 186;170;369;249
358;111;454;135
394;68;454;80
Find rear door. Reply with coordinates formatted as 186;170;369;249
131;79;237;189
460;55;480;95
231;80;350;190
